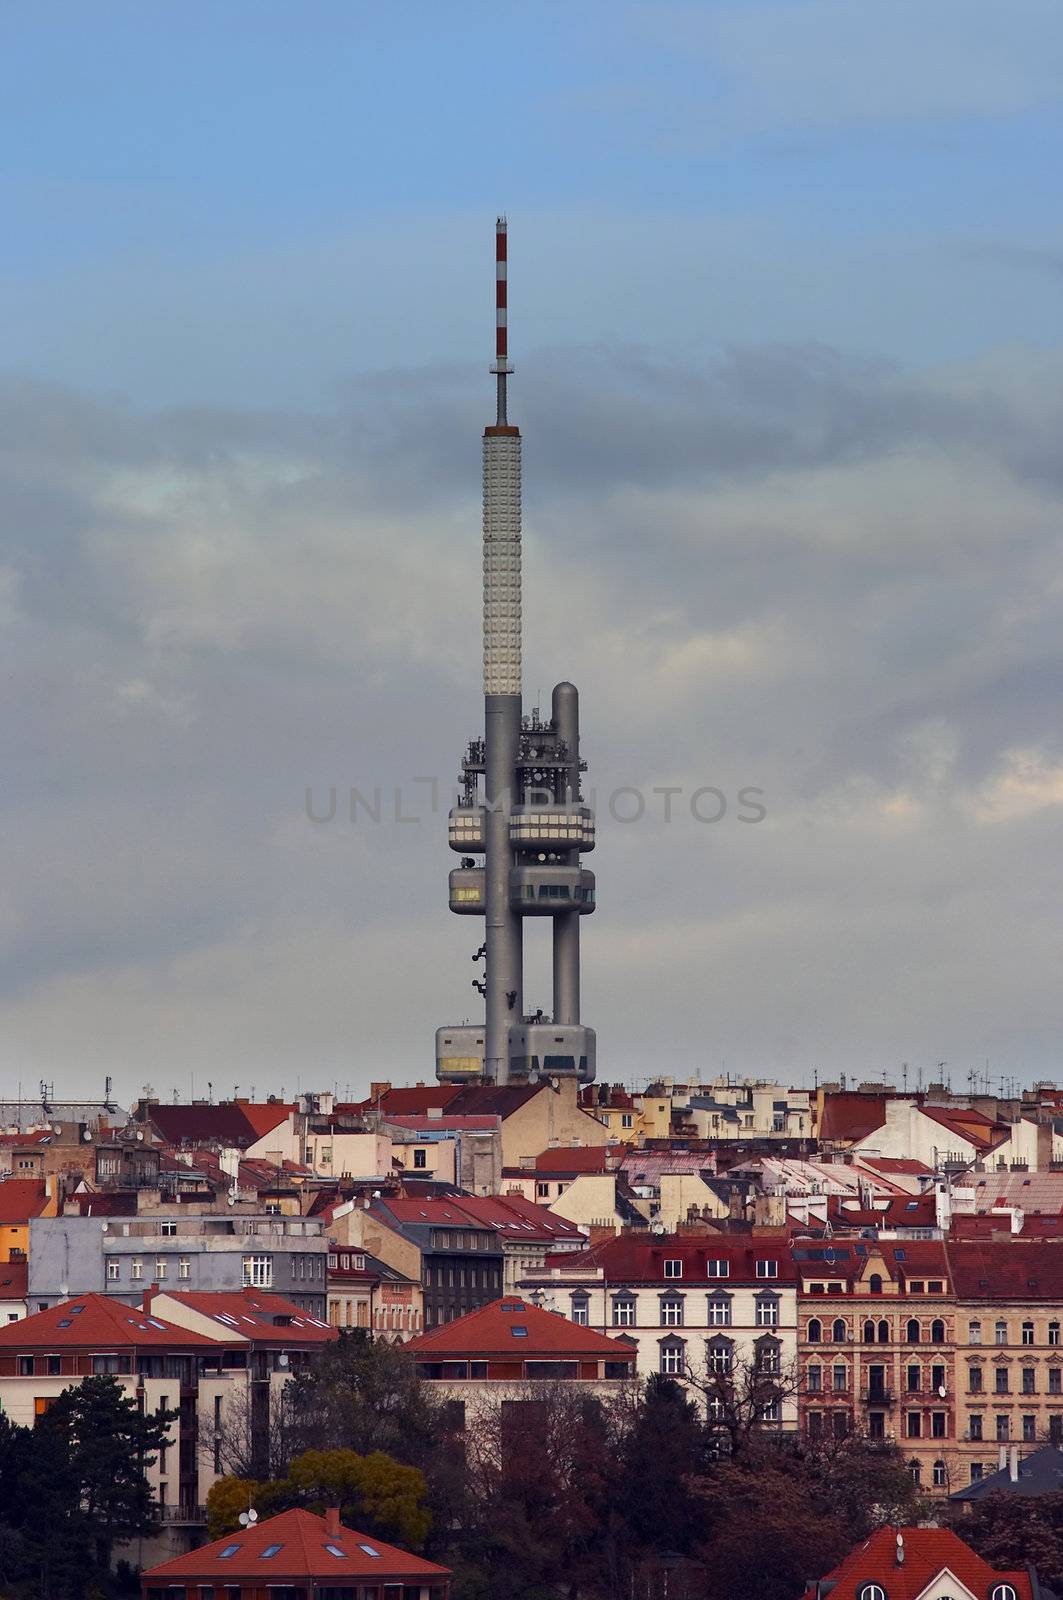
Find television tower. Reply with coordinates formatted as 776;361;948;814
435;219;597;1087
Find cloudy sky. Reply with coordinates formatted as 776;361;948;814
3;1;1063;1102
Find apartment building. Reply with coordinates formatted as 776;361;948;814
795;1238;956;1492
521;1234;799;1430
28;1213;329;1318
947;1240;1063;1493
326;1243;424;1338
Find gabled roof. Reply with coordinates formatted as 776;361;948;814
0;1293;219;1349
526;1146;612;1175
0;1180;51;1223
800;1524;1033;1600
856;1156;934;1177
145;1101;290;1149
152;1289;336;1344
346;1087;462;1117
405;1297;637;1361
945;1238;1063;1300
920;1104;1003;1152
817;1093;887;1143
143;1507;450;1582
448;1194;586;1243
445;1083;544;1117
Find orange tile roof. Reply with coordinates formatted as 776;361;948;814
800;1524;1032;1600
405;1297;637;1361
0;1293;220;1349
143;1507;450;1583
154;1289;337;1343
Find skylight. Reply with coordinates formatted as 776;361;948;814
324;1544;345;1558
359;1545;381;1558
69;1306;84;1315
511;1326;529;1337
219;1544;241;1559
260;1544;283;1559
57;1319;72;1328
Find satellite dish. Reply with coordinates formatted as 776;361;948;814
278;1352;289;1368
100;1222;109;1233
52;1125;62;1136
82;1129;93;1141
937;1384;947;1398
136;1131;144;1142
238;1509;259;1527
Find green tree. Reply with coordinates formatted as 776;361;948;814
39;1374;175;1568
948;1491;1063;1593
205;1476;264;1539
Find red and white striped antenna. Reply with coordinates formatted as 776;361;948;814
491;215;513;423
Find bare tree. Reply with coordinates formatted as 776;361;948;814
683;1349;800;1457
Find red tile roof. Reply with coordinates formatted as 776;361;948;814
346;1087;461;1117
945;1238;1063;1299
920;1104;1003;1152
0;1293;219;1349
152;1289;337;1344
405;1297;637;1361
554;1234;797;1285
448;1194;586;1242
856;1156;933;1176
237;1102;296;1139
0;1260;27;1298
817;1093;887;1143
143;1507;449;1584
825;1192;938;1229
145;1101;291;1149
800;1524;1032;1600
0;1180;51;1224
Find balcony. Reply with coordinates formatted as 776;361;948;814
158;1504;206;1525
862;1388;894;1407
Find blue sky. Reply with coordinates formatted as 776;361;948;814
4;1;1063;404
3;2;1063;1096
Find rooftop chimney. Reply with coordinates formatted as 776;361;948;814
325;1506;341;1538
143;1284;157;1313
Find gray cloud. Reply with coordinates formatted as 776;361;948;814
2;338;1063;1095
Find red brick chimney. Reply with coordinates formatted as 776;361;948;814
325;1506;341;1538
142;1284;158;1313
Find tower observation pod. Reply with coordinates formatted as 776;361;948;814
436;220;597;1088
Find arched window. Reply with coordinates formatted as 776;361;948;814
931;1318;946;1344
906;1318;921;1344
863;1319;876;1343
859;1587;886;1600
1050;1320;1061;1347
995;1319;1008;1345
932;1459;947;1488
869;1273;883;1294
1022;1320;1034;1345
832;1317;847;1343
878;1319;889;1343
807;1318;822;1343
991;1586;1018;1600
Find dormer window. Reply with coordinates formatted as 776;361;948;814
756;1260;778;1279
706;1259;729;1279
663;1259;683;1279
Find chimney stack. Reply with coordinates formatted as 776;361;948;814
143;1284;158;1313
325;1506;341;1538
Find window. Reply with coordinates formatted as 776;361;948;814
621;1112;633;1128
661;1297;684;1328
807;1364;823;1393
659;1340;685;1376
907;1364;921;1392
106;1259;119;1281
1022;1367;1035;1394
906;1412;921;1438
995;1320;1008;1345
536;1183;549;1199
707;1339;733;1376
859;1585;886;1600
931;1319;945;1344
706;1259;729;1279
969;1415;982;1441
155;1260;167;1280
908;1281;925;1294
756;1260;778;1279
869;1274;883;1295
612;1297;635;1328
1050;1369;1062;1395
570;1296;589;1327
931;1363;945;1392
178;1258;190;1280
413;1149;427;1170
807;1318;822;1343
991;1588;1018;1600
832;1318;847;1343
1023;1414;1037;1442
932;1411;946;1438
758;1341;781;1376
756;1298;779;1328
933;1459;947;1488
242;1255;272;1288
708;1296;732;1327
996;1415;1010;1442
46;1355;61;1376
663;1259;683;1279
906;1319;920;1344
130;1259;143;1281
832;1362;847;1392
218;1545;241;1560
1050;1321;1061;1347
970;1461;984;1481
877;1319;889;1343
995;1368;1009;1394
160;1221;177;1237
1022;1320;1034;1345
969;1320;982;1345
261;1545;283;1559
969;1366;983;1393
1052;1415;1063;1441
760;1397;781;1423
864;1320;877;1344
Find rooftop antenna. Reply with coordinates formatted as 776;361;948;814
207;1080;213;1104
901;1062;908;1094
493;214;512;424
